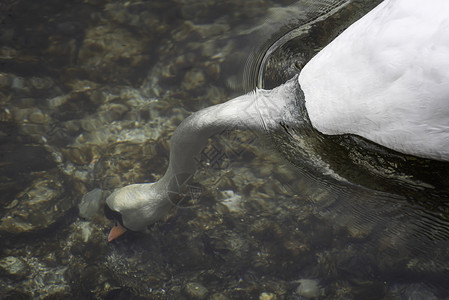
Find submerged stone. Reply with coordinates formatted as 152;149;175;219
388;283;439;300
259;292;277;300
220;190;243;213
77;25;150;84
210;293;230;300
295;279;323;299
0;256;30;279
0;171;71;235
78;188;104;219
185;282;208;299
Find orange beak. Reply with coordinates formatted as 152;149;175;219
108;222;127;242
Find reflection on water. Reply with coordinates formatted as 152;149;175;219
1;0;448;298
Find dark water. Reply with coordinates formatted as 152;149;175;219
1;0;449;299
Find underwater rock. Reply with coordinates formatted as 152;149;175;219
345;221;375;240
29;76;54;90
210;293;230;300
0;171;72;235
68;221;108;262
182;68;206;91
184;282;209;299
0;256;30;280
10;76;29;93
259;292;277;300
220;190;243;213
178;21;230;40
0;141;58;205
61;146;92;165
0;73;12;89
77;25;150;84
93;140;162;190
0;288;32;299
295;279;323;299
78;188;104;219
104;2;161;28
388;283;439;300
27;110;46;124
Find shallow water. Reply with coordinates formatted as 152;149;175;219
1;0;449;299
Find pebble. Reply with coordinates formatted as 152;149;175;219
182;69;206;90
210;293;230;300
28;110;48;124
80;222;93;242
11;76;26;91
185;282;208;299
259;292;277;300
62;147;90;165
29;77;54;90
220;190;243;213
47;94;69;109
295;279;323;299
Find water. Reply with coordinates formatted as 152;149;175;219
1;0;448;299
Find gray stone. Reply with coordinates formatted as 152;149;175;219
0;256;30;279
210;293;230;300
0;172;71;235
295;279;323;299
388;283;439;300
29;76;54;90
79;188;104;219
28;110;48;124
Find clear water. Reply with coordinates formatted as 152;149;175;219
1;0;448;299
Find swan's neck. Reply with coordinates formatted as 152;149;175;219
156;76;300;200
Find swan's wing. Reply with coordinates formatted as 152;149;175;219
300;0;449;161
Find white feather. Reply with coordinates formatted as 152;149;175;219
300;0;449;161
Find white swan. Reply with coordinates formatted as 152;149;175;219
105;0;449;241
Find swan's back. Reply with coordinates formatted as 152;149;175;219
299;0;449;161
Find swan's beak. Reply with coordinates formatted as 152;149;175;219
108;222;127;242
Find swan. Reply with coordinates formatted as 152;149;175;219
105;0;449;241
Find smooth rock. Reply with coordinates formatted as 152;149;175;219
220;190;243;213
259;292;277;300
182;69;206;90
78;188;104;219
185;282;208;299
210;293;230;300
77;25;149;83
0;173;70;235
28;110;48;124
295;279;323;299
11;76;26;91
29;76;54;90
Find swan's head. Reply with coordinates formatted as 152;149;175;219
104;183;172;241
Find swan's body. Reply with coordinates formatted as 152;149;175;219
301;0;449;161
106;0;449;239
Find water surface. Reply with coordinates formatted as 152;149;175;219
1;0;448;299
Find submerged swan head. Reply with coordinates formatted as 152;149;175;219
105;183;170;236
105;0;449;241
